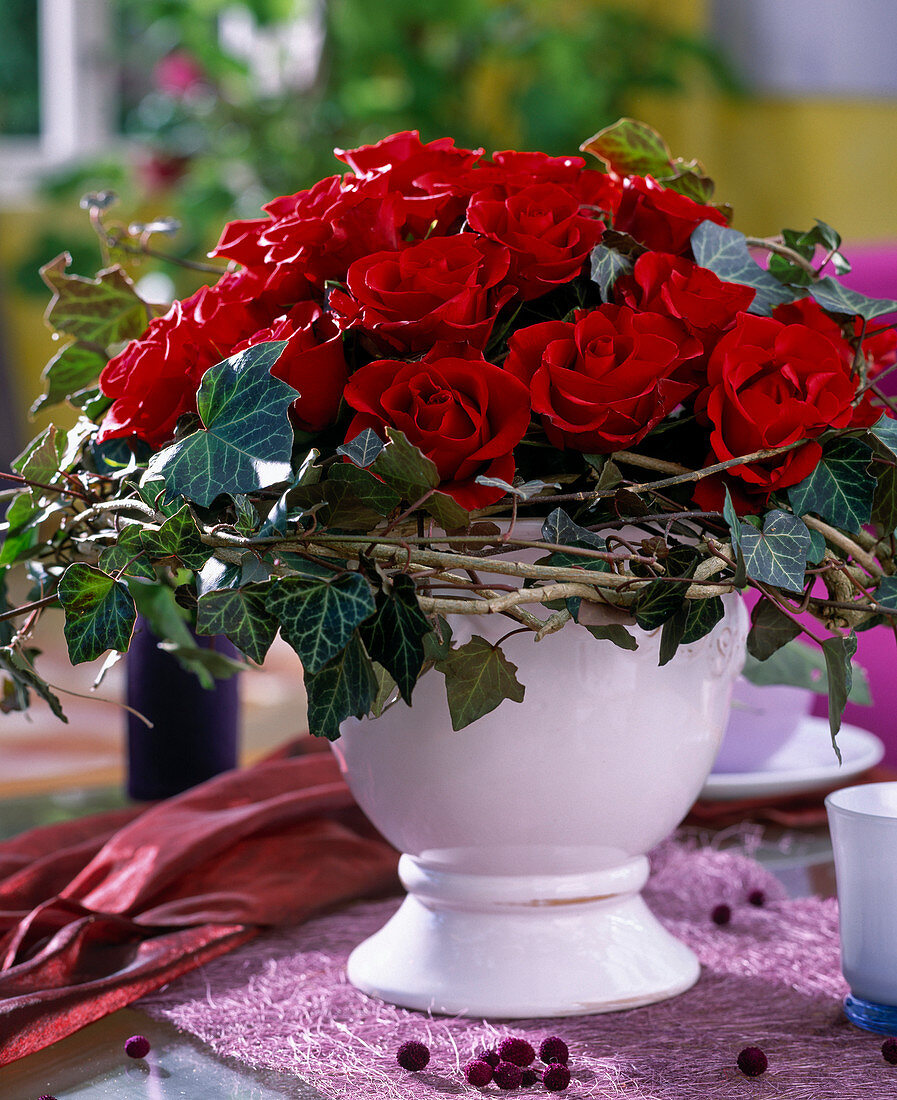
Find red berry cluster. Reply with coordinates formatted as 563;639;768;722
398;1034;572;1090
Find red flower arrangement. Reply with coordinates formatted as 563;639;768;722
5;118;897;739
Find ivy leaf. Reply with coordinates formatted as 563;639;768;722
742;641;870;704
266;572;377;674
422;616;453;662
436;635;525;731
822;632;858;754
872;465;897;533
139;505;212;570
146;341;294;507
359;575;431;702
809;278;897;320
258;449;321;537
869;414;897;461
788;438;875;533
303;633;377;741
40;253;149;347
582;623;638;650
541;508;605;550
98;523;155;580
634;547;699;631
371;429;469;529
337;428;386;468
0;493;41;566
0;646;67;721
475;475;560;501
370;662;400;717
195;585;278;664
31;343;107;415
690;222;795;315
57;563;137;664
680;596;725;645
722;487;747;585
580;117;673;177
747;599;802;660
589;244;632;301
13;425;65;499
327;463;401;515
739;510;810;594
322;476;393;531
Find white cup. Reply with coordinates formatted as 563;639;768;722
826;782;897;1033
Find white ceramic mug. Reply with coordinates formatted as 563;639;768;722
826;782;897;1033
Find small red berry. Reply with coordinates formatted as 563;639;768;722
882;1037;897;1065
124;1034;151;1059
544;1062;572;1091
493;1060;523;1089
396;1039;430;1071
498;1037;536;1066
711;903;731;926
748;889;766;907
464;1059;494;1086
539;1036;570;1064
520;1067;539;1086
478;1047;500;1067
737;1046;768;1077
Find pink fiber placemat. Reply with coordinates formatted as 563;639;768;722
139;842;894;1099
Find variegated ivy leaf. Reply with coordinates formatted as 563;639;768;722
139;505;212;570
809;278;897;320
337;429;386;468
589;244;632;302
266;572;377;675
196;585;278;665
738;510;810;594
57;564;136;664
788;438;875;534
359;574;431;703
31;343;106;415
371;429;469;530
436;635;525;731
146;341;295;507
822;632;857;752
40;253;149;347
690;221;795;315
303;633;377;741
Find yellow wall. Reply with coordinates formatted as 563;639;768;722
628;94;897;242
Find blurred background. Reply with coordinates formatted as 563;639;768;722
1;0;896;802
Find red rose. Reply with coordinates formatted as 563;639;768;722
229;302;347;433
334;130;482;237
698;311;862;496
98;273;270;446
329;235;515;355
343;349;531;509
504;305;697;453
615;252;755;347
613;175;727;254
466;182;604;300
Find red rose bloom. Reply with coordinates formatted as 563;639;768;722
229;302;347;433
698;311;862;496
98;273;270;446
343;349;531;509
613;175;727;254
334;130;482;237
615;252;755;347
504;305;697;453
329;235;515;355
466;182;604;300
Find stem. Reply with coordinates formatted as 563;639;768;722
613;451;690;475
800;514;882;578
0;471;91;502
104;232;227;275
0;594;59;623
745;235;817;277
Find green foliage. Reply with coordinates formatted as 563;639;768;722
738;511;811;595
436;635;526;731
822;632;857;749
359;575;432;702
40;254;149;347
788;439;876;534
690;222;796;315
146;341;294;506
747;601;802;661
590;244;632;302
303;633;378;741
195;584;279;664
57;564;137;664
267;572;377;675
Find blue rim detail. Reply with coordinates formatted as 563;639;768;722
844;994;897;1035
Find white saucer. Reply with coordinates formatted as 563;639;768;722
700;717;885;801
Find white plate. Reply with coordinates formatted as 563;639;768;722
700;717;885;801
